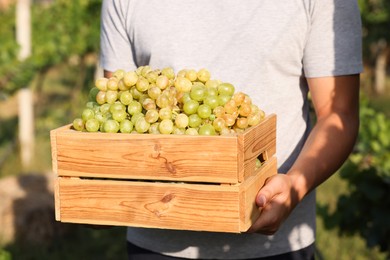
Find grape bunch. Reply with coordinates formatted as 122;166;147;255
72;66;265;135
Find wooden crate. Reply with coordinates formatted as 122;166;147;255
50;114;277;233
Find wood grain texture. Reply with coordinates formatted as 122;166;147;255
50;114;276;184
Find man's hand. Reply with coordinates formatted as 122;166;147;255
247;174;296;235
248;74;360;235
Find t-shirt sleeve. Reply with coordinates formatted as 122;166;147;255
100;0;137;72
303;0;363;78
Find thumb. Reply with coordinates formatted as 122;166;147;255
256;182;274;207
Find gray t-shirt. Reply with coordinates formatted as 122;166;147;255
100;0;363;259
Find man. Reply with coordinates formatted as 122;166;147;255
100;0;362;259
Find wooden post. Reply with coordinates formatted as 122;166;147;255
16;0;33;169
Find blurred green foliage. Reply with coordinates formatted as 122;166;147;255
0;0;101;95
324;97;390;257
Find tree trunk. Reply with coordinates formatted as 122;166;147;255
374;40;388;95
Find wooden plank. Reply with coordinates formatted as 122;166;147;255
239;156;277;231
57;178;242;233
241;114;276;181
54;130;239;183
51;114;276;184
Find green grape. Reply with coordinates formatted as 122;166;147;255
119;91;133;105
175;113;189;128
179;92;192;104
88;87;100;102
159;107;172;120
123;71;138;87
131;112;144;125
118;79;129;91
148;86;162;100
190;85;205;102
205;87;218;96
146;70;159;83
176;69;187;78
141;66;152;77
188;114;202;128
95;77;108;91
106;90;118;104
73;118;84;131
149;122;161;134
156;94;170;108
174;77;192;92
218;83;235;96
103;119;120;133
145;109;159;123
213;117;226;132
197;104;211;119
183;99;199;115
112;110;127;122
120;119;133;133
110;102;126;113
218;94;231;106
85;101;98;109
159;119;174;134
82;108;95;122
85;118;100;132
136;77;149;92
113;69;125;80
172;127;186;135
185;69;198;82
96;91;106;105
185;128;199;135
100;103;111;114
126;100;141;115
204;95;219;109
130;87;142;100
107;77;119;91
156;75;169;89
205;79;221;89
142;98;156;110
199;124;216;135
135;117;150;133
197;68;211;83
94;112;106;124
161;67;175;79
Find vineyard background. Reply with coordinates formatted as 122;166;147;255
0;0;389;259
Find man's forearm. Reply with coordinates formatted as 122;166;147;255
287;110;359;207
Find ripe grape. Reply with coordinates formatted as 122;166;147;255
73;118;84;131
123;71;138;87
82;108;95;122
103;119;120;133
175;113;189;128
159;119;174;134
85;118;100;132
120;119;133;133
135;117;150;133
199;124;216;136
183;99;199;115
72;66;266;135
218;83;235;96
119;91;133;105
197;68;211;82
197;104;212;119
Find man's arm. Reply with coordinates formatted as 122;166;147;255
248;74;360;234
